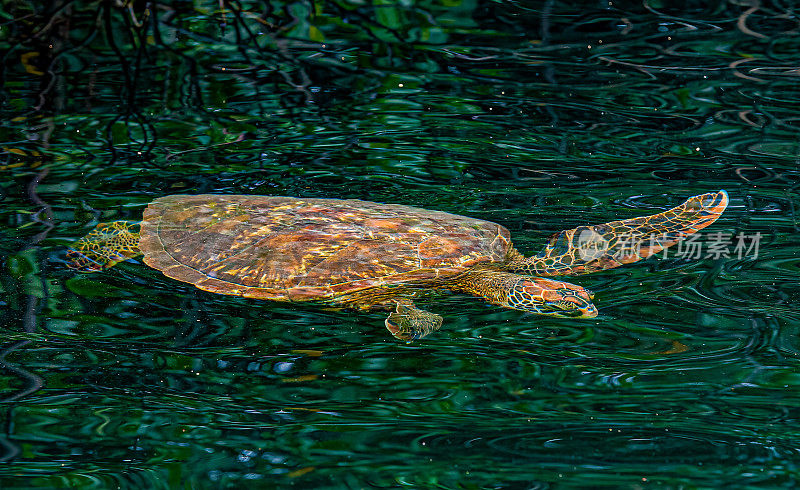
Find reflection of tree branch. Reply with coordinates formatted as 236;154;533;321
737;4;768;39
278;68;313;104
0;340;44;402
0;339;43;463
729;58;766;83
29;0;82;40
165;131;247;161
116;0;149;28
439;49;498;61
102;1;158;159
26;168;54;244
149;4;204;108
597;56;739;79
0;431;21;463
28;5;104;114
0;166;53;427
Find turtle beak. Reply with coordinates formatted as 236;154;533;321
509;279;598;318
542;287;598;318
545;300;598;318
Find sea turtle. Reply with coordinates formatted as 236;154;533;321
67;190;728;341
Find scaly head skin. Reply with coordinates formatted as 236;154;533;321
448;269;598;318
506;277;598;318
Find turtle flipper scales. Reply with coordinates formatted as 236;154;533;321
384;298;443;342
511;190;729;276
67;221;142;272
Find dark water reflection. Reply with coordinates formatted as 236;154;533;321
2;0;800;487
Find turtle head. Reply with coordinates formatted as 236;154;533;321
508;278;598;318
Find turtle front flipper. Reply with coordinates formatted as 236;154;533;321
67;221;142;272
510;190;729;276
384;298;443;342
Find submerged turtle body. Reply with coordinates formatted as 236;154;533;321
68;190;730;341
139;195;513;302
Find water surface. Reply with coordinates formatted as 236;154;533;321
1;1;799;487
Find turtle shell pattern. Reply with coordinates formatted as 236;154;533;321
139;195;512;302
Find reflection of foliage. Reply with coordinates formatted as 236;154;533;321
1;0;797;197
3;0;480;161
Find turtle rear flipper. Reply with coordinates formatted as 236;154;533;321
511;190;729;276
67;221;142;272
384;299;443;342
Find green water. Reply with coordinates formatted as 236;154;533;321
2;1;799;487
